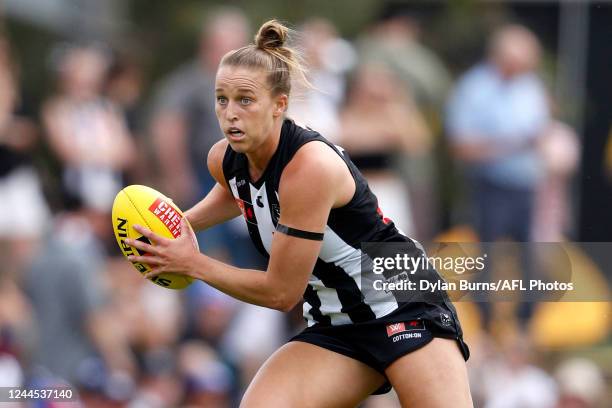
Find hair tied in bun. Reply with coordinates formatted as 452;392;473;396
255;20;288;51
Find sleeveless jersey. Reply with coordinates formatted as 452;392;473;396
222;119;430;327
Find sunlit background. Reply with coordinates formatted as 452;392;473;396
0;0;610;407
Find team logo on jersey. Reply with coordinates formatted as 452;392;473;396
440;312;452;327
256;195;264;208
386;320;425;337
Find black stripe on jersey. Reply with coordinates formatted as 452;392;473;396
236;181;269;257
303;284;331;326
312;259;377;323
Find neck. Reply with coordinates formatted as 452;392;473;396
246;118;283;179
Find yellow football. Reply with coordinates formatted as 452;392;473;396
111;185;196;289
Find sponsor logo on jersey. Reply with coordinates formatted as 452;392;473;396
148;198;182;238
235;198;245;213
392;332;423;342
386;322;406;337
386;320;425;337
235;198;257;225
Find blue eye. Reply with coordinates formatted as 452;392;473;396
241;97;252;105
216;96;228;105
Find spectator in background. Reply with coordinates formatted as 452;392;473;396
357;9;452;118
104;53;148;186
356;11;449;239
287;17;355;142
42;44;135;225
447;24;548;241
105;54;145;136
177;340;234;408
532;119;580;242
338;64;432;236
104;257;185;407
149;7;257;263
554;358;606;408
149;7;249;208
24;201;136;402
446;24;549;328
469;336;558;408
0;276;32;388
0;34;50;276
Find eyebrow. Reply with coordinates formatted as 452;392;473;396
214;87;257;95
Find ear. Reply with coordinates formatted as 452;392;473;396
272;94;288;118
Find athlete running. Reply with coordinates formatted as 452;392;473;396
125;19;473;407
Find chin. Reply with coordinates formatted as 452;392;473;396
227;139;250;153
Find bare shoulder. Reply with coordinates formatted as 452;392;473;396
281;141;354;208
207;139;229;185
285;141;346;180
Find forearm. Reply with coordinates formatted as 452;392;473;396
192;254;289;311
184;183;240;231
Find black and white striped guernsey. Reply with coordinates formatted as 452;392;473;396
222;119;429;327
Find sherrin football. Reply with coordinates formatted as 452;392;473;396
112;185;196;289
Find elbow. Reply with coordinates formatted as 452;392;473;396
270;293;301;313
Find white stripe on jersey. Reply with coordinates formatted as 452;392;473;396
303;303;315;327
228;177;239;199
228;176;399;325
318;226;398;320
306;276;352;326
249;183;274;253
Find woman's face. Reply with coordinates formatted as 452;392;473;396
215;65;286;154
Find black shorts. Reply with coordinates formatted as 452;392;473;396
289;301;470;395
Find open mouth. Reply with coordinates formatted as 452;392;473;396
227;127;245;140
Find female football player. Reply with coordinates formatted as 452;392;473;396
125;20;473;407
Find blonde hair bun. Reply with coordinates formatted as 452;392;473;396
255;19;288;50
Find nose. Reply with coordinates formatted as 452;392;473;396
224;100;238;122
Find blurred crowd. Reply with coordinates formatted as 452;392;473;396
0;6;608;408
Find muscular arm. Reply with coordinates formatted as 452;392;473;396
183;139;241;231
128;141;354;311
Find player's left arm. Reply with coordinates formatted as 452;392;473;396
126;142;353;311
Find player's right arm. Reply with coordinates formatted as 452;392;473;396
184;139;241;231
